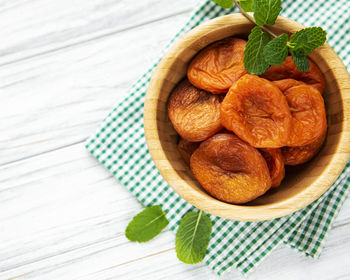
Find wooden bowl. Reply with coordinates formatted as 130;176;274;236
144;14;350;221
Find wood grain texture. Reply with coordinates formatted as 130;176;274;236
0;11;191;166
144;14;350;221
1;0;350;279
0;0;193;66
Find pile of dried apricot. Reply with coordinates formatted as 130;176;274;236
168;37;327;204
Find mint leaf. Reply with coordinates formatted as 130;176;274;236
212;0;234;8
176;210;212;264
243;26;272;75
125;205;168;242
290;27;327;55
263;33;288;65
291;51;310;72
239;0;254;11
253;0;282;25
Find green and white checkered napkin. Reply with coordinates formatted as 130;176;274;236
86;0;350;275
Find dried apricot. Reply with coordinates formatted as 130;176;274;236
168;79;223;142
262;56;325;93
273;79;305;92
283;84;327;146
273;79;327;147
177;138;200;165
187;37;247;94
220;74;292;148
190;133;271;204
260;148;285;188
282;131;326;165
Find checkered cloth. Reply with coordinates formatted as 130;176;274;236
86;0;350;275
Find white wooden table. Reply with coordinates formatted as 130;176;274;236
1;1;349;279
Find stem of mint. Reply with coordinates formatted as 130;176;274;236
233;0;278;38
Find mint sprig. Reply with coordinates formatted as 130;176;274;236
213;0;327;73
239;0;254;11
253;0;282;26
291;50;310;72
176;210;212;264
125;207;212;265
289;27;327;55
263;33;288;65
244;26;272;74
212;0;234;8
125;205;168;242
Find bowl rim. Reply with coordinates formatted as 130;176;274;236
144;13;350;221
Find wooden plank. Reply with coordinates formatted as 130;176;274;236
0;143;171;279
95;222;350;280
0;12;190;165
0;0;193;66
0;143;349;279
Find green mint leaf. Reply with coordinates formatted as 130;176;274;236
239;0;254;12
253;0;282;25
243;26;272;75
263;33;288;65
290;27;327;55
176;210;212;264
212;0;234;8
125;205;169;242
291;51;310;72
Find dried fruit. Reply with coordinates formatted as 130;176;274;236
187;37;247;94
262;56;325;93
273;78;305;92
282;131;326;165
283;84;327;146
272;80;327;147
190;133;271;204
220;74;292;148
260;148;285;188
168;79;223;142
177;138;200;165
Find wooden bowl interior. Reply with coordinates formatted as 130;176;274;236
144;15;350;220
